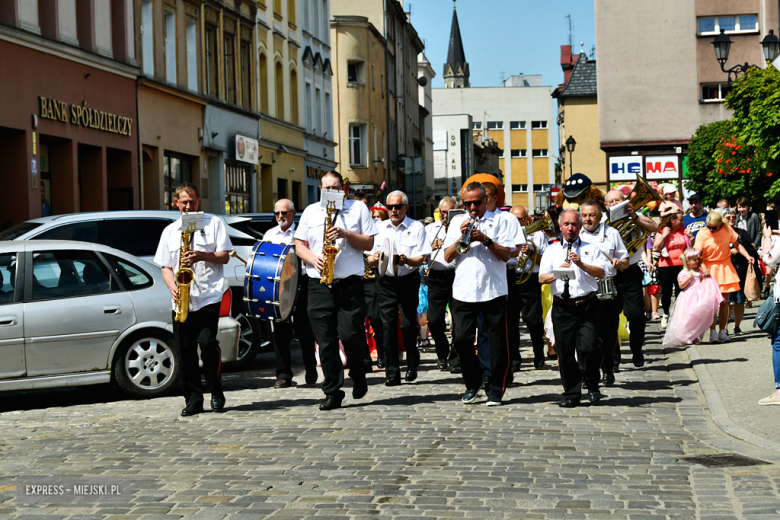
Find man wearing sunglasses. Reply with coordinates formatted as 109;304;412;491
443;181;515;406
263;199;317;389
369;191;431;386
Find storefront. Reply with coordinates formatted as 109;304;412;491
0;40;138;227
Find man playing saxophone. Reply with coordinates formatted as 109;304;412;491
294;171;378;411
154;183;232;417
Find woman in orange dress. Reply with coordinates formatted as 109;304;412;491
694;212;754;343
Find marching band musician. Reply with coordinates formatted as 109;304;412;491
369;191;431;386
605;190;658;370
540;210;610;408
579;201;629;387
443;181;515;406
294;171;378;411
264;199;318;389
511;205;548;369
425;196;459;371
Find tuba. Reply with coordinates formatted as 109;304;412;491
320;200;340;285
608;174;664;256
174;222;197;322
516;211;556;284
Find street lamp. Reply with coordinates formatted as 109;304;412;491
565;136;576;174
762;30;780;62
712;28;780;83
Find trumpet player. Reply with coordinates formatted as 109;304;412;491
154;183;232;417
294;171;378;411
426;196;458;371
369;191;431;386
443;182;515;406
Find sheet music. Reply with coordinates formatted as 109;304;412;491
320;188;345;209
553;266;576;280
181;211;205;231
609;200;630;222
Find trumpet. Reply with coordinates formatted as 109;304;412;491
516;211;555;284
455;217;480;255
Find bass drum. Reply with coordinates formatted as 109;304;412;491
244;242;299;321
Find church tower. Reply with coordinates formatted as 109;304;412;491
443;0;469;88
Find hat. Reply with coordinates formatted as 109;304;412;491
662;185;677;195
562;173;592;199
688;192;702;202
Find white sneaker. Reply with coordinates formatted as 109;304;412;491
759;393;780;405
718;330;730;343
709;330;718;343
661;315;668;329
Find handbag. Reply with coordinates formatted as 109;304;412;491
745;265;761;301
753;296;780;335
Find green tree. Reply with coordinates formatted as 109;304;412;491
686;119;732;207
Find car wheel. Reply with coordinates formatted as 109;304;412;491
113;330;180;398
223;313;268;372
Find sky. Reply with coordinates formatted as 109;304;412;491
407;0;596;89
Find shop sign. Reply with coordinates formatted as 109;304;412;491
38;97;133;136
609;156;642;181
307;166;327;179
235;134;259;164
645;155;679;179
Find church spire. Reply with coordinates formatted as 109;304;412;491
444;0;469;88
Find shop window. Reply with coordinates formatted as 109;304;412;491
240;41;252;109
186;18;198;92
224;33;236;104
205;25;218;97
164;153;192;210
140;0;154;76
225;162;251;214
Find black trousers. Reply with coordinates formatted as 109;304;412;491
515;273;546;366
551;296;600;398
505;269;522;368
451;297;510;398
307;276;367;400
427;269;454;362
173;302;223;407
273;275;317;380
613;264;647;367
378;272;421;382
364;277;384;364
657;265;682;315
597;297;619;374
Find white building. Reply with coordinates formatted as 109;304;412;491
432;114;474;200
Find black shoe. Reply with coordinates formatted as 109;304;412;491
274;378;292;389
210;394;226;411
613;365;621;373
449;365;461;374
181;404;204;417
319;396;343;410
437;359;448;371
734;326;743;336
511;362;522;373
588;391;602;403
558;397;580;408
385;378;401;387
533;358;546;369
405;367;418;382
603;371;615;387
633;352;645;368
377;359;386;369
352;378;368;399
305;370;318;385
481;375;489;390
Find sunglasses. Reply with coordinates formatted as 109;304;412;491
463;198;485;207
387;204;407;211
274;210;292;216
707;225;719;231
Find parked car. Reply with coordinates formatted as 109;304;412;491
232;212;302;240
0;240;239;398
0;210;270;370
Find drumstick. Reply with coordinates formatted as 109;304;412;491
599;250;612;262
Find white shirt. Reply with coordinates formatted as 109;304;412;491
518;230;548;275
426;221;454;271
496;209;526;268
444;210;516;303
263;223;296;245
579;223;628;277
294;199;378;280
154;214;233;312
540;237;610;298
371;216;431;277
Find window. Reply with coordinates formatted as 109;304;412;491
287;0;296;25
292;181;301;209
347;62;360;84
31;250;113;300
531;121;547;129
205;25;218;97
240;41;252;109
349;124;366;166
312;0;319;38
103;254;153;290
164;10;176;84
512;185;528;193
372;64;375;90
185;18;198;92
275;61;284;118
697;15;757;35
35;221;101;243
324;92;331;136
305;82;312;131
140;0;154;76
498;149;504;159
226;162;251;214
104;219;172;258
373;126;378;163
472;122;482;130
273;0;282;18
163;153;192;210
510;149;527;158
701;83;733;102
532;149;548;157
290;69;299;125
322;0;328;42
0;253;17;304
224;33;236;103
259;52;269;113
277;178;288;200
510;121;526;130
487;121;503;130
315;87;322;134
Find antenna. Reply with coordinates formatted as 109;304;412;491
500;71;505;84
590;44;595;59
565;14;572;47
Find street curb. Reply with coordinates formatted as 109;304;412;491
687;342;780;454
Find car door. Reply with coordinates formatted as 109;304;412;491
0;250;25;379
23;246;136;377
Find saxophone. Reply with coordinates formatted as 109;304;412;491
174;223;196;322
320;200;340;285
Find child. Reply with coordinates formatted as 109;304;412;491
663;248;723;346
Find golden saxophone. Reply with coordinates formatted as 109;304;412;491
320;200;340;285
174;223;196;322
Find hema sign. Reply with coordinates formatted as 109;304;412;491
645;155;679;179
609;156;642;181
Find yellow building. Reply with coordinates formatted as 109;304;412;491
553;49;607;192
255;0;307;211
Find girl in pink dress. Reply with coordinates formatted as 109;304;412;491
663;248;723;347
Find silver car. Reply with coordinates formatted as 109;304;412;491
0;240;239;398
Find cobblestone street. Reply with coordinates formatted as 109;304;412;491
2;322;780;519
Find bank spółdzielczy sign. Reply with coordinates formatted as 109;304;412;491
38;97;133;137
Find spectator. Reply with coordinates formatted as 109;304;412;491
735;196;762;247
760;225;780;405
683;192;708;239
717;198;730;209
653;208;688;328
722;208;761;335
658;184;683;217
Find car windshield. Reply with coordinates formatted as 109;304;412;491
0;222;43;241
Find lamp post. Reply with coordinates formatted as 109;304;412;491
565;136;576;176
712;28;780;83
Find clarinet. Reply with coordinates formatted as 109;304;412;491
562;232;573;300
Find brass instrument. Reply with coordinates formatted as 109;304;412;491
455;217;480;255
320;200;340;285
363;254;376;280
608;174;663;256
174;222;197;323
516;211;556;285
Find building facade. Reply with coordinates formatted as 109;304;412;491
595;0;778;196
418;52;436;215
0;0;139;226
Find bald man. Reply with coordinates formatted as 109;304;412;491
511;205;548;369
